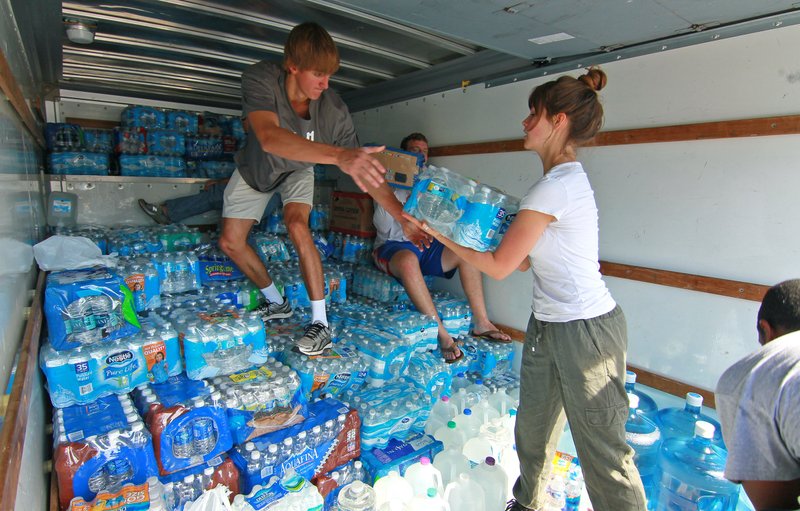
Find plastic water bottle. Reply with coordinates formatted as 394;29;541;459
172;425;193;458
564;459;584;511
444;472;485;511
625;394;662;507
433;447;471;487
451;373;469;393
192;417;216;457
543;473;567;511
403;457;444;497
471;456;509;511
472;400;500;426
87;466;108;494
433;421;466;452
373;470;414;509
487;388;516;416
449;388;469;415
337;480;377;511
655;421;739;511
655;392;724;447
626;371;659;418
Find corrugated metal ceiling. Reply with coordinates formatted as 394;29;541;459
53;0;800;112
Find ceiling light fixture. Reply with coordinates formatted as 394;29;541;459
65;19;97;44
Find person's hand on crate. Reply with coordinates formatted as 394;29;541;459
336;145;387;192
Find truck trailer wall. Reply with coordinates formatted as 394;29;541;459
352;23;800;392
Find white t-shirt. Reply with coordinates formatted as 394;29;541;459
373;189;410;248
519;161;615;322
715;330;800;482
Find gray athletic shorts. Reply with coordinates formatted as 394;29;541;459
222;167;314;223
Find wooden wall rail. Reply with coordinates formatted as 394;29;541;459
599;261;768;302
0;48;45;148
0;271;45;508
496;323;717;407
429;114;800;157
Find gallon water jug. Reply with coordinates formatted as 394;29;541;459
449;388;469;414
625;394;662;508
471;456;509;511
374;470;414;509
488;388;516;416
47;191;78;227
464;380;490;409
338;480;377;511
655;392;724;447
626;371;659;419
481;417;514;457
453;408;481;438
655;421;739;511
433;447;471;487
473;399;501;426
378;503;409;511
425;396;458;436
408;488;450;511
451;372;470;393
444;472;485;511
403;457;444;497
462;436;493;467
498;444;520;497
433;421;466;452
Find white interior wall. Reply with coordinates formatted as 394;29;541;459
352;23;800;392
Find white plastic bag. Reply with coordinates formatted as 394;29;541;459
33;235;116;271
184;485;234;511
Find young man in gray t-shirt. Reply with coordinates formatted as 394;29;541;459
715;279;800;510
219;22;427;355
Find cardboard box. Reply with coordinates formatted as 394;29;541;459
373;146;423;189
329;191;376;237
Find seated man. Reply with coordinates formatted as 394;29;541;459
715;279;800;511
372;132;511;363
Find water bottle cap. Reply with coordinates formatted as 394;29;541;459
441;396;450;402
420;456;431;465
685;392;703;407
509;409;517;416
464;408;472;415
695;420;716;439
447;421;457;429
427;488;436;498
476;379;483;385
251;451;262;459
268;444;278;453
627;393;640;409
485;456;496;466
245;442;255;451
183;475;194;483
351;480;366;493
204;467;214;475
354;460;362;469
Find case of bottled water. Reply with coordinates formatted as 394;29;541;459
54;395;158;509
197;247;244;284
185;134;224;160
198;158;237;179
121;105;166;129
66;481;155;511
153;225;204;252
338;326;413;386
250;232;292;265
167;110;199;134
453;185;509;252
403;165;473;238
46;123;85;152
202;279;262;311
114;126;148;154
157;455;241;509
81;128;114;154
48;152;110;176
232;469;324;511
271;262;348;309
381;311;439;354
210;361;309;444
146;129;186;157
360;433;444;482
41;326;182;408
311;459;368;508
431;294;472;338
402;351;453;403
137;373;234;475
44;266;139;350
283;346;367;401
457;337;515;379
343;382;432;448
119;155;188;178
230;399;360;493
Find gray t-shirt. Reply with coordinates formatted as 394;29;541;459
715;330;800;482
236;61;359;192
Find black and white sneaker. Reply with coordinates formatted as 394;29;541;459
254;297;293;321
294;322;332;356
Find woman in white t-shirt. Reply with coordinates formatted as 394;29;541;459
406;69;646;511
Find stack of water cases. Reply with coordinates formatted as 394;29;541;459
404;164;520;252
46;123;111;176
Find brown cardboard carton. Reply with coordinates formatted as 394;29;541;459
374;148;422;189
329;191;376;237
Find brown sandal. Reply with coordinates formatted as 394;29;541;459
440;340;464;364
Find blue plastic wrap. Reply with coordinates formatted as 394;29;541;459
46;123;84;152
146;129;186;156
48;152;109;176
44;266;140;351
119;155;187;178
121;105;166;129
166;110;199;134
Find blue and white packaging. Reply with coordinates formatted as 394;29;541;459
234;470;323;511
53;395;158;508
118;259;162;312
337;326;412;386
453;185;508;252
343;382;431;449
139;374;234;475
121;105;166;129
359;433;443;482
40;327;182;408
166;110;199;134
48;152;109;176
44;267;140;352
283;345;367;400
212;362;309;445
146;129;186;156
403;351;452;403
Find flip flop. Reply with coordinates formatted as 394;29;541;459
470;329;513;344
440;340;464;364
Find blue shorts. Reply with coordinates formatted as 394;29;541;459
373;239;456;279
